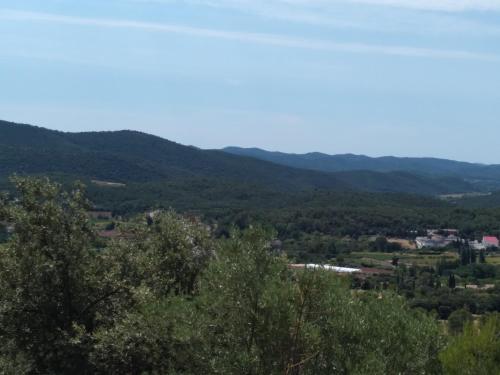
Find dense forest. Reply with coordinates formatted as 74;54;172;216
0;120;486;195
223;147;500;191
1;177;499;374
2;119;500;248
3;176;500;253
4;172;500;262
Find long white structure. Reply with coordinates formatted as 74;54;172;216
292;264;361;274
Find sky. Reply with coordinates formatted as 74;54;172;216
1;1;500;163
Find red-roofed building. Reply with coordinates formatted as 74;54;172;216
482;236;499;248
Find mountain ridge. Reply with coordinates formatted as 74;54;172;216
224;147;490;166
223;146;500;190
0;119;477;195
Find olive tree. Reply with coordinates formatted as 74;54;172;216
189;227;443;375
0;177;130;374
89;211;215;374
440;314;500;375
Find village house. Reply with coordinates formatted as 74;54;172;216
470;240;486;251
482;236;499;248
415;234;457;249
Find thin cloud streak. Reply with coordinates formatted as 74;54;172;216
239;0;500;12
133;0;500;12
349;0;500;12
1;9;498;62
131;0;500;36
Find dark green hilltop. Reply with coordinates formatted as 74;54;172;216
0;119;482;195
223;146;500;191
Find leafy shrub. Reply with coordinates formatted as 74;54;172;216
441;314;500;375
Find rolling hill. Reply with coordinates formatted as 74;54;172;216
223;147;500;191
0;120;353;191
0;119;476;195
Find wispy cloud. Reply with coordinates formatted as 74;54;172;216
349;0;500;12
129;0;500;36
134;0;500;12
1;9;498;62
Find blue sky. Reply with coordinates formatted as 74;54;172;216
1;0;500;162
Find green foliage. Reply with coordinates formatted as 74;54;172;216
90;299;190;375
437;258;460;276
453;191;500;209
0;177;487;374
223;147;500;192
0;120;351;190
112;211;215;297
369;236;403;252
0;120;488;197
447;309;473;335
459;244;477;266
6;120;500;269
440;314;500;375
0;340;33;375
284;233;338;262
0;178;216;374
104;221;116;230
0;224;8;243
411;287;500;319
188;228;442;375
0;177;131;374
448;273;456;289
456;263;498;280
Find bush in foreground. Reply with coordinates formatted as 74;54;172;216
0;178;443;374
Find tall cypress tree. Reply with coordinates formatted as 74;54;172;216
479;250;486;264
448;273;456;289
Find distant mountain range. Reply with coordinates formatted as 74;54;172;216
223;147;500;191
0;119;485;196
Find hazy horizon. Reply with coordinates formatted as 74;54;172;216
2;117;495;165
1;1;500;163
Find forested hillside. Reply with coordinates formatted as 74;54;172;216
0;120;349;189
224;147;500;190
0;120;477;195
4;120;500;246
